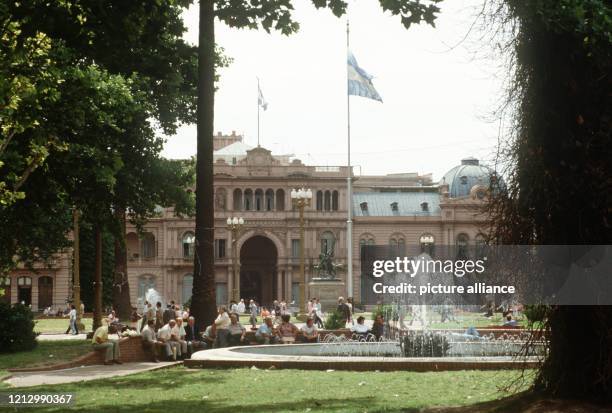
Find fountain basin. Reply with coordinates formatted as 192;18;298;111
185;343;540;371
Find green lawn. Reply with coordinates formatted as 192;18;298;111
0;340;91;387
1;366;534;413
34;318;93;334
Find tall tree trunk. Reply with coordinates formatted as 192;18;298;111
93;226;103;330
112;208;132;321
191;0;217;327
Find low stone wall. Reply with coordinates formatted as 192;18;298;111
8;336;150;373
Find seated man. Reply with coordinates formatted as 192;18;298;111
227;313;246;347
184;316;204;355
92;323;122;365
351;316;370;340
157;319;180;360
277;314;299;344
503;314;518;327
255;317;278;345
201;324;216;349
141;319;160;362
299;318;319;343
173;317;188;358
371;314;386;340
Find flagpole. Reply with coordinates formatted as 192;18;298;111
346;18;353;301
257;77;260;147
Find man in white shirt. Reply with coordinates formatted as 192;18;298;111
351;316;370;339
299;318;318;343
157;319;179;360
173;318;188;357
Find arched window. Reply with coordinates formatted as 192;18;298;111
389;234;405;254
182;231;195;258
141;232;156;258
265;189;274;211
456;233;469;259
38;276;53;309
316;190;323;211
332;190;339;211
182;274;193;304
320;231;335;256
17;276;32;306
475;233;487;258
244;189;253;211
420;234;435;257
324;190;331;211
138;275;156;300
233;189;243;211
276;189;285;211
126;232;139;259
215;188;227;211
254;189;264;211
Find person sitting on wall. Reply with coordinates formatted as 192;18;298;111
351;316;370;340
299;318;319;343
255;317;278;345
185;316;204;355
277;314;299;344
371;314;386;341
503;314;518;327
174;317;189;358
92;322;122;365
141;319;160;362
227;313;246;346
201;324;216;349
157;319;180;360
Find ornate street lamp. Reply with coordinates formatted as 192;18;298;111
227;216;245;303
291;187;312;312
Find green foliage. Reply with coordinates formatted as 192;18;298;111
323;310;346;330
0;302;38;353
523;305;548;325
402;331;449;357
371;304;399;321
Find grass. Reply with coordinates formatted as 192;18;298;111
2;366;535;413
0;340;91;386
34;318;93;334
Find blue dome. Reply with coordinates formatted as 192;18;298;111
441;157;496;198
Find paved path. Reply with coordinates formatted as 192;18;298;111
4;361;181;388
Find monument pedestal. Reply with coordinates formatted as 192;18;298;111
308;278;345;312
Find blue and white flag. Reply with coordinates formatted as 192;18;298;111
347;51;382;102
258;83;268;111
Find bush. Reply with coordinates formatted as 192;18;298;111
324;310;346;330
0;302;38;353
402;331;449;357
523;304;548;325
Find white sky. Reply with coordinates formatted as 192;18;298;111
162;0;504;181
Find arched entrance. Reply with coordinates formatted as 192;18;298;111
240;235;277;306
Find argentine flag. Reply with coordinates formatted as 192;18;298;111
347;51;382;102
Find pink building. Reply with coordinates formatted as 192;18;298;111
2;133;494;312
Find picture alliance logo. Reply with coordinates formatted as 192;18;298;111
371;256;487;278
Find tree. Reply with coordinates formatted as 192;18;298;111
489;0;612;402
190;0;442;326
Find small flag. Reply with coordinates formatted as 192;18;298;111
258;83;268;111
347;51;382;102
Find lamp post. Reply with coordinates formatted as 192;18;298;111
227;216;245;303
291;187;312;312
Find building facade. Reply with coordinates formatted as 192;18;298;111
2;133;495;311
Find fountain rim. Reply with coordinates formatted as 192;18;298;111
185;343;541;371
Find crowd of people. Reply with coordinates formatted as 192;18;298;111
88;295;393;364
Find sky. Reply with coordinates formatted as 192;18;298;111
161;0;505;182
